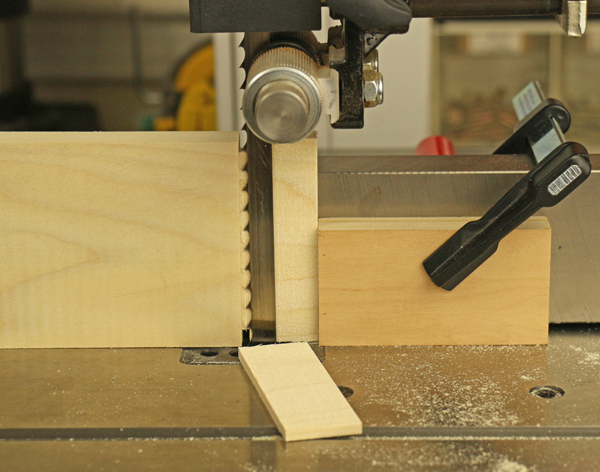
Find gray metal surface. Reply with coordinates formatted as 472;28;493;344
2;439;600;472
318;154;600;323
557;0;588;36
253;80;312;142
1;327;600;469
1;327;598;432
327;326;600;430
0;348;270;430
409;0;600;18
180;344;326;365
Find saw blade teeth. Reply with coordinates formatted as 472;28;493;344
240;171;248;191
240;33;252;335
241;210;250;230
239;150;248;169
240;190;249;210
240;59;247;89
242;250;251;268
240;39;248;90
242;230;250;247
239;147;251;326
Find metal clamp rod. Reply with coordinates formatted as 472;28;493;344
409;0;600;17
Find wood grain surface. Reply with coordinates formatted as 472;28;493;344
272;134;318;342
239;342;362;441
0;132;245;348
318;217;551;346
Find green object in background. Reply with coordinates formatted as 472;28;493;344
140;114;155;131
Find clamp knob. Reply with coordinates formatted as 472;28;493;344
243;46;322;144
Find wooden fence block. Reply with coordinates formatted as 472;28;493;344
239;342;362;441
318;217;551;346
0;132;246;348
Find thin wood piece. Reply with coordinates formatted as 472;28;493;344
239;342;362;441
272;134;318;342
319;217;551;346
0;131;245;348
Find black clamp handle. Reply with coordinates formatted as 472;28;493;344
494;98;570;161
423;83;592;291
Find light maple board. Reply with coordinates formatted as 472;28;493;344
319;217;551;346
272;134;318;342
0;132;245;348
239;342;362;441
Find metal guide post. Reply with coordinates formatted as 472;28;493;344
556;0;587;36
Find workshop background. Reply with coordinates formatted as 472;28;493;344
3;2;600;470
15;0;600;153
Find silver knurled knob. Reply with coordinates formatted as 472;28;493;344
243;47;322;144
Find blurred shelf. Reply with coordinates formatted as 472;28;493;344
434;19;600;153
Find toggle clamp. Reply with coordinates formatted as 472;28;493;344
424;82;592;291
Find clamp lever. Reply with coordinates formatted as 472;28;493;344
423;82;592;291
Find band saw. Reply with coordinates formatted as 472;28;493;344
2;0;600;469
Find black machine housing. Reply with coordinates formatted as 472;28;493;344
189;0;412;129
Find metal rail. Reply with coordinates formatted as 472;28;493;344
409;0;600;18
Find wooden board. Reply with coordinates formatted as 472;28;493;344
272;134;318;342
318;217;551;346
239;342;362;442
0;132;246;348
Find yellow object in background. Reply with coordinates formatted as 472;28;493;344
154;116;176;132
176;81;217;131
174;44;217;131
175;44;215;93
153;43;217;131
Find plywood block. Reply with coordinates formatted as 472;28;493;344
0;132;246;348
239;342;362;441
272;135;318;342
319;217;551;346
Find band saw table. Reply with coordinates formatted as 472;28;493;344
1;325;599;471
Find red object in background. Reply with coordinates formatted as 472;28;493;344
416;136;456;155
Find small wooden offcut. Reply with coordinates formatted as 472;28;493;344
239;342;362;442
318;217;551;346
